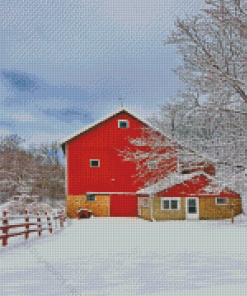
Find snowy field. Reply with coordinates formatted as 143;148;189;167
1;216;247;296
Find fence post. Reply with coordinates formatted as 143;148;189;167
46;212;52;234
2;211;8;247
24;210;29;240
59;212;64;228
54;212;58;229
37;213;42;236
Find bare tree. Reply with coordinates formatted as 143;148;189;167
120;0;246;209
0;135;65;210
118;127;178;187
165;0;246;105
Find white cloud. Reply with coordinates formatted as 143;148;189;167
12;113;36;122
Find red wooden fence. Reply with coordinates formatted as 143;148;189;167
0;210;66;247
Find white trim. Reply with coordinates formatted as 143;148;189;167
86;192;137;195
161;197;181;210
90;159;100;167
86;194;96;202
215;197;228;205
186;197;199;219
118;119;129;128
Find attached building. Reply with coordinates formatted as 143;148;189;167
137;171;242;221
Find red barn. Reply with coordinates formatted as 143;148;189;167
61;108;242;220
61;108;174;218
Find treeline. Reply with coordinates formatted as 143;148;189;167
0;134;65;207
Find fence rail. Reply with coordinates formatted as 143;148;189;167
0;210;66;247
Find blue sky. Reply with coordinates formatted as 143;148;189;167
0;0;205;147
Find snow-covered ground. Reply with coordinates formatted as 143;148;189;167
1;216;247;296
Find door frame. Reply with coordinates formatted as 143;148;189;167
186;197;199;219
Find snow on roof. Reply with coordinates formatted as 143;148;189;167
136;171;215;195
60;108;152;147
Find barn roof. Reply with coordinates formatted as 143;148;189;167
60;108;156;153
136;171;218;195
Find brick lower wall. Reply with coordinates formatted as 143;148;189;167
199;196;242;220
67;195;110;218
140;207;151;221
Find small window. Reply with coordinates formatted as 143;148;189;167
216;197;227;205
147;161;157;170
142;198;149;207
171;200;178;209
161;197;181;210
90;159;100;167
118;120;129;128
86;194;96;202
163;200;170;209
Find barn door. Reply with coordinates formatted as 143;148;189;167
110;194;137;217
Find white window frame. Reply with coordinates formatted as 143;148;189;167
215;197;228;205
161;197;181;210
90;159;100;167
118;120;129;128
86;194;96;202
147;161;157;170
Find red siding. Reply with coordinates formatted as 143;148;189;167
67;112;156;195
65;110;177;217
110;194;138;217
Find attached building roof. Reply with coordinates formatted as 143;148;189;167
136;171;216;195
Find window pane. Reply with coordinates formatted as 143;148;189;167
120;121;127;128
171;200;178;209
189;199;196;206
163;200;170;209
91;160;99;167
147;161;157;169
143;199;149;207
189;207;197;213
217;198;227;204
87;194;95;201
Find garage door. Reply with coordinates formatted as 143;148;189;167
110;194;138;217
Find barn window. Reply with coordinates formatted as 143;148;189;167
161;197;181;210
86;194;96;202
147;161;157;169
142;198;149;207
118;120;129;128
215;197;227;205
90;159;100;167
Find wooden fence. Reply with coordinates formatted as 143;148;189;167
0;210;66;247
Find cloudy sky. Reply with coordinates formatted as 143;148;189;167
0;0;205;147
